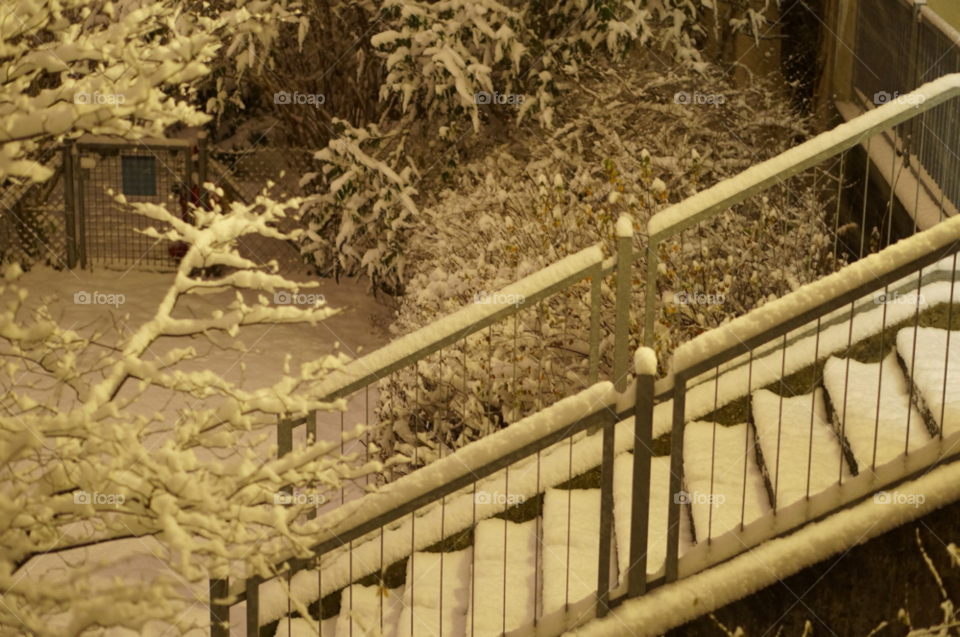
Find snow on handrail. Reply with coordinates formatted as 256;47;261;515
672;213;960;375
229;380;617;598
311;244;606;402
647;74;960;242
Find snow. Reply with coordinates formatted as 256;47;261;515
312;244;604;401
612;454;692;582
672;212;960;375
541;488;609;618
896;326;960;436
397;550;472;637
648;74;960;240
822;352;931;471
653;272;960;441
682;422;771;542
274;617;337;637
633;347;657;377
467;519;539;637
570;432;960;637
335;585;403;637
616;215;633;238
751;389;850;509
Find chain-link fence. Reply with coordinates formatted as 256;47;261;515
0;138;321;274
76;139;188;268
208;147;317;275
0;153;70;270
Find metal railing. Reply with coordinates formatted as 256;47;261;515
210;76;960;637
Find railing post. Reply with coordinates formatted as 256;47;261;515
588;264;602;385
198;132;209;210
904;0;926;161
596;408;617;617
307;411;318;521
278;418;293;458
612;216;634;392
643;240;658;349
628;348;656;598
74;146;87;269
61;143;77;269
209;575;229;637
665;373;686;584
246;576;260;637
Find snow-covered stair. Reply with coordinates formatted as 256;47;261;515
541;488;610;617
335;584;403;637
752;389;850;509
896;327;960;436
822;352;931;470
274;617;337;637
612;454;693;581
397;550;472;637
682;422;772;541
467;518;539;637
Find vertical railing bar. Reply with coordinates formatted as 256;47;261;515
341;411;345;505
887;121;899;248
628;365;654;598
665;374;686;584
471;482;477;637
940;254;957;441
834;152;846;267
707;365;719;541
589;264;602;384
741;352;753;531
905;268;924;455
644;241;659;348
872;288;889;472
912;109;927;236
860;138;871;260
596;409;615;617
348;542;353;637
806;319;821;501
613;226;633;392
773;333;788;513
502;467;509;636
246;576;260;637
565;436;573;611
840;302;856;485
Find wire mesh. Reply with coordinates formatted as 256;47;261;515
0;153;69;270
77;143;186;268
208;148;318;275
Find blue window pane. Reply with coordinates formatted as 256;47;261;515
121;156;157;196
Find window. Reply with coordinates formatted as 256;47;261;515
121;156;157;196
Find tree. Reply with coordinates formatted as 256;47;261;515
0;188;382;637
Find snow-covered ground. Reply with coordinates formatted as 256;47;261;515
10;265;394;637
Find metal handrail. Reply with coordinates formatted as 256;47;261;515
642;74;960;348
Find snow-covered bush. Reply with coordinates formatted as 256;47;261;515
299;119;420;294
371;65;845;474
0;189;383;635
